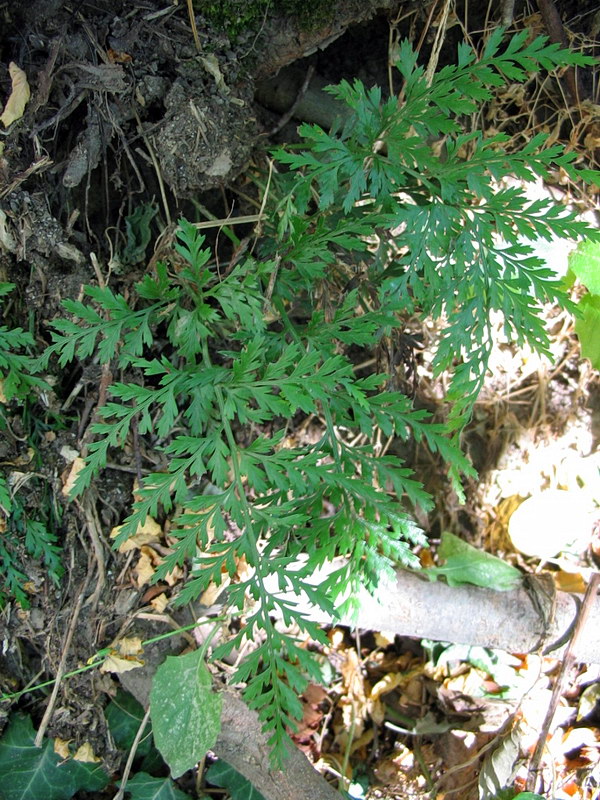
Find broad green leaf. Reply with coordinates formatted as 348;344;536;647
422;531;522;590
0;714;108;800
575;293;600;369
121;772;192;800
569;239;600;294
205;760;267;800
149;649;222;778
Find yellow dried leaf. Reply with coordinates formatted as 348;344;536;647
150;592;169;612
370;672;405;701
62;457;86;498
164;564;182;587
554;569;587;594
234;553;253;582
1;63;31;128
110;516;162;552
54;738;71;758
115;636;144;656
0;380;6;404
100;653;144;674
200;574;230;606
134;550;155;587
329;628;345;649
73;742;101;763
374;630;396;648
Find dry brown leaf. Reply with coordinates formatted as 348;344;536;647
61;457;86;498
73;742;102;763
1;62;31;127
303;684;328;706
163;564;183;587
114;636;143;656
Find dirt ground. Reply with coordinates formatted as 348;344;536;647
1;1;599;798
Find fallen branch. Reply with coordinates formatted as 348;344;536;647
267;565;600;663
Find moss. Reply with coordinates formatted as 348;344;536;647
196;0;334;42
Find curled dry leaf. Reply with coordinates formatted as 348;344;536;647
150;592;169;612
134;549;156;587
100;653;144;674
0;62;30;127
100;635;145;673
54;738;71;758
73;743;102;763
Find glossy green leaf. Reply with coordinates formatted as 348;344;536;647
121;772;192;800
0;714;108;800
105;689;154;757
205;760;267;800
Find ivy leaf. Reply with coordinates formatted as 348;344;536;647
149;650;222;778
0;714;108;800
205;760;267;800
105;689;154;756
120;773;192;800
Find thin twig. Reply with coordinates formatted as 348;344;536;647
114;705;152;800
192;213;266;230
526;572;600;791
186;0;202;53
34;576;90;746
269;64;315;136
79;495;107;612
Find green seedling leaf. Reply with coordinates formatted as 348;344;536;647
205;760;267;800
513;794;547;800
575;293;600;369
122;203;157;265
149;649;222;778
121;772;192;800
569;239;600;294
423;531;522;590
0;714;108;800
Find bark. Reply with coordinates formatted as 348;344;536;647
252;1;397;78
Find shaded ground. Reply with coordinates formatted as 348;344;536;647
0;1;599;798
